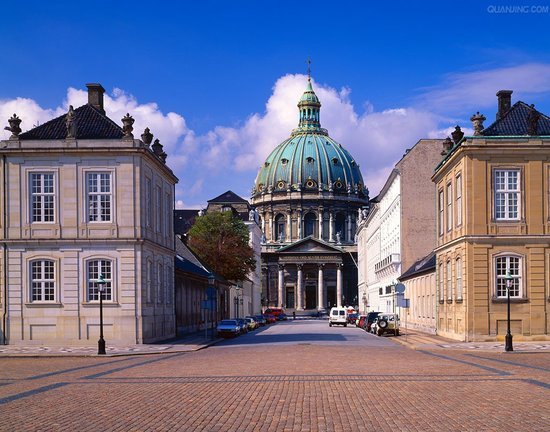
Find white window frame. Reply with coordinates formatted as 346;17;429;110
446;260;452;300
87;172;112;222
30;173;55;223
455;257;462;300
438;190;444;235
494;169;520;221
86;259;113;301
446;183;452;231
30;259;56;302
495;255;522;298
456;174;462;226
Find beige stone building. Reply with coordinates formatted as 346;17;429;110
433;90;550;341
0;84;178;345
357;139;442;315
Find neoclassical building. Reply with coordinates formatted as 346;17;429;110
251;76;369;311
0;84;177;345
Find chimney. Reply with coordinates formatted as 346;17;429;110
496;90;513;120
86;83;105;115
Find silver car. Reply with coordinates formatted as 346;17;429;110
216;319;241;338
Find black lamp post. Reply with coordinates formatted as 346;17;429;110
504;270;513;352
97;273;107;355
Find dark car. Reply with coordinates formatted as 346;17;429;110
277;313;288;321
254;315;267;326
356;314;368;328
264;314;277;324
363;311;382;332
347;313;359;324
216;320;241;338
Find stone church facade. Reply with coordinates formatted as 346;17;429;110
251;76;369;311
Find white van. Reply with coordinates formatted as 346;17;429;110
329;307;348;327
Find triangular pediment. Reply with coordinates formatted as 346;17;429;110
277;236;343;254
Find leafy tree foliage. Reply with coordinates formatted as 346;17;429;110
187;211;256;281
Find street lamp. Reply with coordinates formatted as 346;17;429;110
96;273;107;355
504;270;513;352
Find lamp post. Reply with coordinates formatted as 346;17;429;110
96;273;107;355
504;270;513;352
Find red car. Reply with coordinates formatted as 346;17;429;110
263;314;277;324
356;315;368;328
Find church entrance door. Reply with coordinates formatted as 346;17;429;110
327;286;336;309
286;287;295;309
305;285;317;310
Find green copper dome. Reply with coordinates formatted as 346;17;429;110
253;79;366;198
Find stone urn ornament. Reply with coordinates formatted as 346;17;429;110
121;113;135;138
4;114;22;139
141;127;153;146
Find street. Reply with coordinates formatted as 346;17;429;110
0;320;549;431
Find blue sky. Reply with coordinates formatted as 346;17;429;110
1;0;549;207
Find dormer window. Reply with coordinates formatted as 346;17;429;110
281;158;288;165
306;157;314;164
332;157;338;165
277;181;286;189
264;162;270;167
334;181;343;189
305;179;316;188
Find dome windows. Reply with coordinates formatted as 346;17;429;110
334;180;344;189
332;157;339;165
281;158;289;165
276;180;286;190
264;162;270;167
306;157;315;164
305;179;316;189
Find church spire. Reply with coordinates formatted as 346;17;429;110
297;59;321;130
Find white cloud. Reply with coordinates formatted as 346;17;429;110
416;63;550;114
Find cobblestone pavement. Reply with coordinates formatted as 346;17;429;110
0;321;548;431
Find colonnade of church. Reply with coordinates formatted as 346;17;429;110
260;209;357;243
276;262;344;310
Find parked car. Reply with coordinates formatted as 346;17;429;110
329;307;348;327
277;313;288;321
356;315;368;328
264;308;286;319
245;316;259;329
216;319;241;338
363;311;382;332
264;314;277;324
236;318;249;334
374;313;400;336
254;315;267;326
347;312;359;325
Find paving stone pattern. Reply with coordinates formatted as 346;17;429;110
0;339;548;431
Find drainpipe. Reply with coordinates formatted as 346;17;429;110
2;155;7;345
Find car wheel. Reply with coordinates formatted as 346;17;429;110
395;330;400;336
329;322;332;327
377;329;384;336
378;319;388;329
344;323;347;327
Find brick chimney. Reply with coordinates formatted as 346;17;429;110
496;90;513;120
86;83;105;115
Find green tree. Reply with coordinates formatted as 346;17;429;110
187;211;256;281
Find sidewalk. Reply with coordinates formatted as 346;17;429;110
391;329;550;353
0;331;222;357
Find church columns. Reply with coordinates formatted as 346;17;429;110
261;213;266;236
286;212;292;242
336;263;343;308
347;214;352;242
296;264;304;310
318;210;323;240
317;264;325;311
277;265;285;308
329;212;335;242
269;213;274;242
297;210;302;239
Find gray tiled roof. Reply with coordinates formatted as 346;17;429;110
399;251;436;281
207;190;249;204
482;101;550;136
19;104;124;140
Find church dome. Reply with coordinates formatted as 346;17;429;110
253;78;366;198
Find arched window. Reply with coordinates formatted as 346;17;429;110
304;212;316;237
495;255;522;298
30;259;55;302
87;259;113;301
335;212;346;241
275;214;286;241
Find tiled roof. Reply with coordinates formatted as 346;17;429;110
174;210;200;236
207;190;249;204
398;251;436;281
19;104;124;140
482;101;550;136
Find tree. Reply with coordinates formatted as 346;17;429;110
187;211;256;281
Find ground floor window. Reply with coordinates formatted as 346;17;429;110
31;259;55;302
87;259;113;301
495;255;521;298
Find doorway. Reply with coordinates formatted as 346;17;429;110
327;286;336;309
305;285;317;309
286;286;295;309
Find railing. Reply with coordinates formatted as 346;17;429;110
375;253;401;273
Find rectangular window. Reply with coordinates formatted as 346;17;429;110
438;190;444;235
156;186;162;232
87;173;112;222
31;260;55;302
31;173;55;222
145;178;152;228
494;170;520;220
146;260;152;303
87;259;113;301
446;260;452;300
456;258;462;300
446;183;452;231
439;263;444;301
456;174;462;226
495;256;521;298
157;263;163;303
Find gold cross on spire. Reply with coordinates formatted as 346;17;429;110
307;57;311;82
